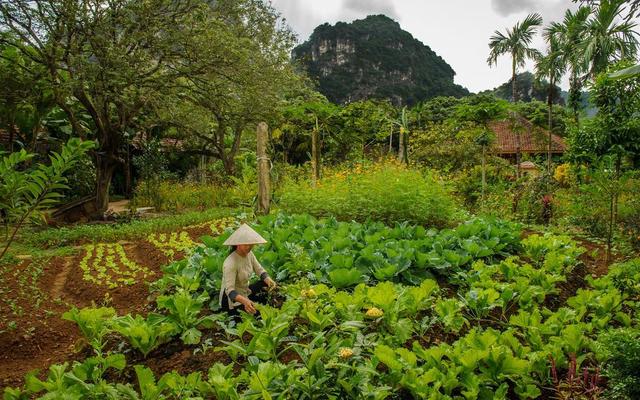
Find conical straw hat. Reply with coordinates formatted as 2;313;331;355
223;223;267;246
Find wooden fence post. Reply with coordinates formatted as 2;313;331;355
256;122;271;215
311;116;320;187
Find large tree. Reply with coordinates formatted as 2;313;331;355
487;13;543;177
548;7;591;121
0;0;293;215
582;0;639;78
162;0;297;176
536;26;567;173
0;41;57;153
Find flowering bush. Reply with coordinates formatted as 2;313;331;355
279;160;460;228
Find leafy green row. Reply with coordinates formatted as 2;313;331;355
8;249;639;399
62;289;224;358
153;213;522;298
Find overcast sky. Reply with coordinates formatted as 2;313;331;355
270;0;638;93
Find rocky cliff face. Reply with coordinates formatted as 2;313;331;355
292;15;468;105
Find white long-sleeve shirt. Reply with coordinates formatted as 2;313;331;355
219;251;267;310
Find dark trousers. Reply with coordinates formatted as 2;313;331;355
221;280;268;318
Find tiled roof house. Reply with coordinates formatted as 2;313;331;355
488;117;566;158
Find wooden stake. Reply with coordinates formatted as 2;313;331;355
311;116;320;187
256;122;270;215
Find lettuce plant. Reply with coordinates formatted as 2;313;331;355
62;306;117;354
156;289;223;345
113;314;177;357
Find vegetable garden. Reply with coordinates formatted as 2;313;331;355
1;0;639;398
3;211;638;399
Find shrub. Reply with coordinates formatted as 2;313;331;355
618;178;640;252
132;181;252;212
278;161;460;227
554;184;610;237
450;159;512;209
516;173;557;224
595;328;640;399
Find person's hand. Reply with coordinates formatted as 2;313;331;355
265;277;277;291
242;298;256;314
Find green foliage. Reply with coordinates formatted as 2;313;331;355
156;290;222;345
409;122;485;172
569;61;640;162
5;354;132;399
487;13;543;102
488;72;564;105
595;328;640;399
515;173;557;224
132;139;171;211
7;207;640;400
0;138;95;259
184;213;521;290
62;306;116;354
113;314;178;357
22;207;240;248
279;162;460;227
132;181;250;212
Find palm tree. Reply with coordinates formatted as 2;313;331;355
536;28;566;173
487;13;543;178
549;7;591;122
583;0;639;78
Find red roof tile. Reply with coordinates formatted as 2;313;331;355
488;118;566;155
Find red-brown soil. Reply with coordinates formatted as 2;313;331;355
0;224;218;389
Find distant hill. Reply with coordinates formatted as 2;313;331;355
292;15;469;106
480;71;565;105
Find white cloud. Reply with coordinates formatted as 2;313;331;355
490;0;576;22
343;0;399;20
491;0;539;17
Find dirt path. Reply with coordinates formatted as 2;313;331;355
51;258;73;299
108;199;131;213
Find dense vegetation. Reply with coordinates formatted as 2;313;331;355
292;15;469;105
1;0;640;398
482;72;565;105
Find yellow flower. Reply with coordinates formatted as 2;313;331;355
365;307;384;318
301;288;317;298
339;348;354;359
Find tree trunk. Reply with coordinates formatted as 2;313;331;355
7;115;15;153
95;155;118;217
389;127;393;154
606;187;614;266
398;128;406;163
124;144;132;199
569;71;581;124
511;60;520;179
221;154;236;176
256;122;270;215
311;117;320;187
547;82;553;174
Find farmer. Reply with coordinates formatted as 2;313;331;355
219;223;276;317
